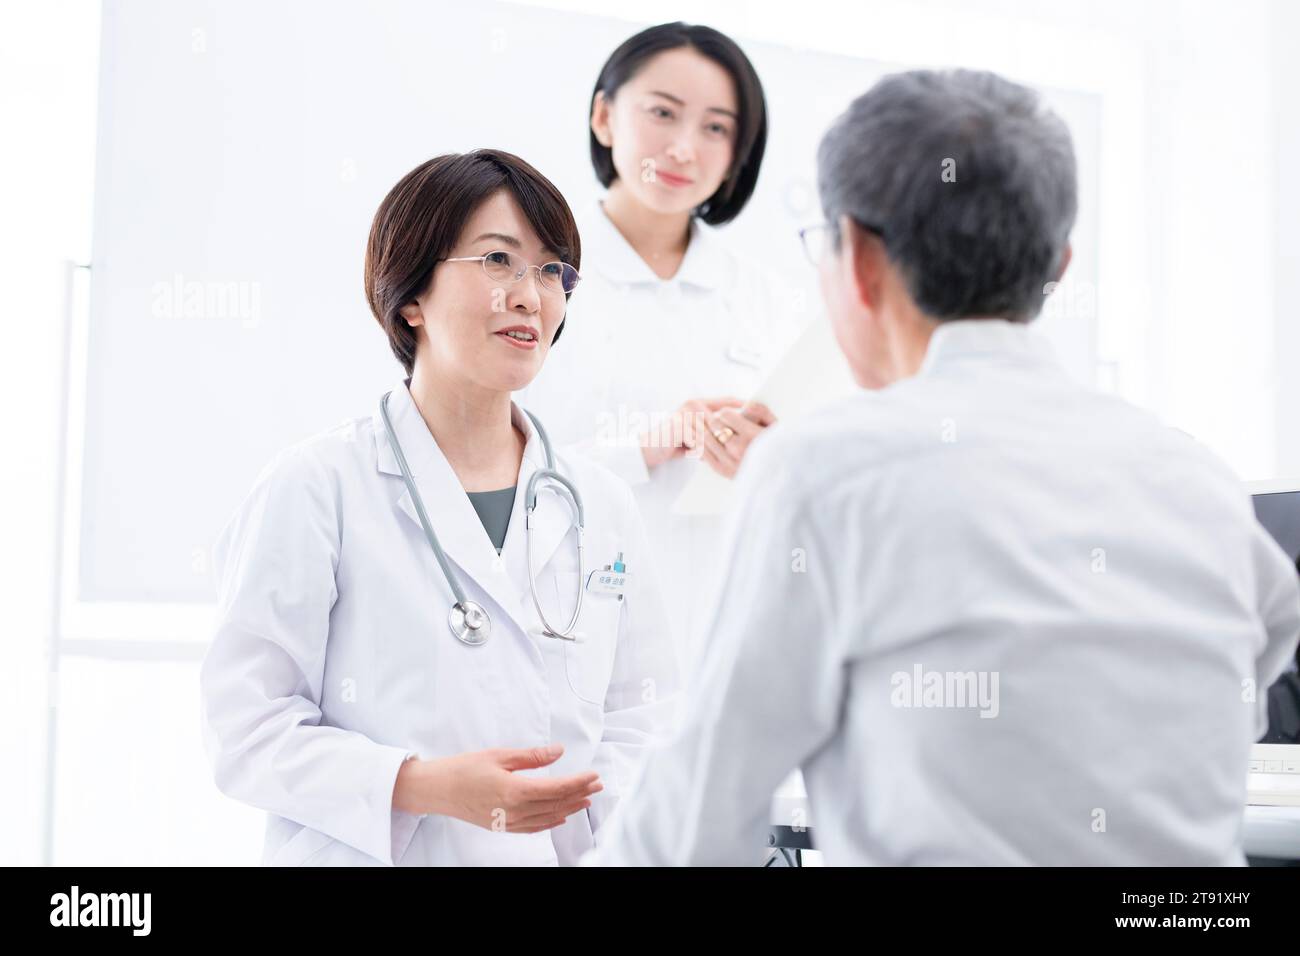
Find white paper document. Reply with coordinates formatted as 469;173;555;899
671;318;858;515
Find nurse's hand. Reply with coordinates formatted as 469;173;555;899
640;396;746;471
696;402;777;480
394;744;603;833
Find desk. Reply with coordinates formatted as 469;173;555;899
1243;805;1300;861
767;772;1300;863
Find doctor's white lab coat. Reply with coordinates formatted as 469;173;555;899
199;379;680;866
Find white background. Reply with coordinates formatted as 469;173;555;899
1;0;1296;864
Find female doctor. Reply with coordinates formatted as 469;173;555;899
199;149;679;866
516;23;810;671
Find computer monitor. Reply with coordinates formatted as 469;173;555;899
1246;480;1300;806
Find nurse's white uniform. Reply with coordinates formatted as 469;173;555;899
199;379;680;866
516;198;809;671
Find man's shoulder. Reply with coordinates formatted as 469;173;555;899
750;386;951;478
746;376;1244;505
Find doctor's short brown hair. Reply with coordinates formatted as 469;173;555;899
364;149;582;375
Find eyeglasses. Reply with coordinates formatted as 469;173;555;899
798;218;887;266
440;250;581;295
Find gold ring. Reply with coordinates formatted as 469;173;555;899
713;426;735;445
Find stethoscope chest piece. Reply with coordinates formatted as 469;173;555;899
449;600;491;646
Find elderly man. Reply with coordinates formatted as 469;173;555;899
582;69;1300;865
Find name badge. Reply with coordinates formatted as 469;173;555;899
725;340;765;368
586;553;630;600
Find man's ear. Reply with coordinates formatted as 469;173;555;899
1054;243;1073;283
590;90;613;148
842;215;885;316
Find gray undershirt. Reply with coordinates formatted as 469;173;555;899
466;485;517;554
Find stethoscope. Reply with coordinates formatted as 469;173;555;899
379;390;585;646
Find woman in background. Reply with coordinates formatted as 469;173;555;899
518;22;807;674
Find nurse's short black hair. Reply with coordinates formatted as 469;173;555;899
364;149;581;374
589;22;767;226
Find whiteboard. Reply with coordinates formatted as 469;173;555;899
81;0;1100;603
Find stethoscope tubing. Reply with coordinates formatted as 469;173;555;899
379;389;585;643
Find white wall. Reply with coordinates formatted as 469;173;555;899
1274;0;1300;479
0;0;101;867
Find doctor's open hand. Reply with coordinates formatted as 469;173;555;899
392;744;603;833
694;401;777;480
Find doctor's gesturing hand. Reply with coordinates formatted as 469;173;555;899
392;744;603;833
640;397;776;478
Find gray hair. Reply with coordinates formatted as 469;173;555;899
816;69;1077;322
